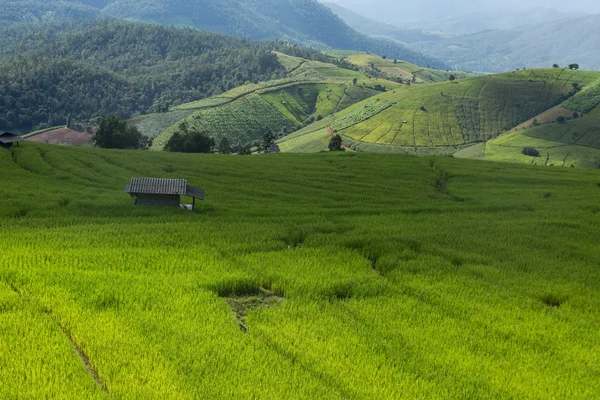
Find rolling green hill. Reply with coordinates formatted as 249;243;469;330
463;79;600;168
1;142;600;397
147;55;401;150
278;68;600;165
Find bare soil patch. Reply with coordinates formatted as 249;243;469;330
26;127;94;146
380;66;413;81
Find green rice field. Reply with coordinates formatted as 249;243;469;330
1;142;599;398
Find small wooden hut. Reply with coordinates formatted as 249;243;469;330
0;132;22;148
124;178;204;211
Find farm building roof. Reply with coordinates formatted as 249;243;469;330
125;178;204;199
0;132;22;145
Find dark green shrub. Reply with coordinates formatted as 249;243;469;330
522;147;540;157
164;121;215;153
93;116;149;149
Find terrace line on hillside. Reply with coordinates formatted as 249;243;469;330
125;178;204;211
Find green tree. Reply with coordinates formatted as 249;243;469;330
164;121;215;153
93;116;148;149
218;137;231;154
568;63;580;70
552;64;559;68
237;146;252;155
258;129;277;153
449;74;456;82
352;78;358;86
328;134;344;152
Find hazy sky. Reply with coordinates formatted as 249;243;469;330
326;0;600;23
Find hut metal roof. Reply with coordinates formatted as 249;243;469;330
0;132;22;144
125;178;204;199
126;178;187;195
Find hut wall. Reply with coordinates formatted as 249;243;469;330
135;194;180;207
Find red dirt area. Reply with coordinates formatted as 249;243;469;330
26;127;94;146
128;118;143;126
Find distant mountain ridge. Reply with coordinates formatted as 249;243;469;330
323;0;597;27
410;14;600;72
323;2;446;43
324;1;600;73
0;0;447;69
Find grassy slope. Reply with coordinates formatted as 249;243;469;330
1;142;600;398
477;77;600;168
149;56;400;150
481;105;600;168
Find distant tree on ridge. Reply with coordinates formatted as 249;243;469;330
218;137;231;154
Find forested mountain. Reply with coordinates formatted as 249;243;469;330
0;0;445;69
0;21;335;131
0;1;99;25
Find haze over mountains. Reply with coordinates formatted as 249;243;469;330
324;1;600;72
414;14;600;72
324;0;599;26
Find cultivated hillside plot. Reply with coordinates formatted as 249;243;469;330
278;68;600;164
1;143;599;398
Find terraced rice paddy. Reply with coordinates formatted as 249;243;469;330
1;142;600;398
152;94;296;150
149;58;399;149
325;51;475;83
